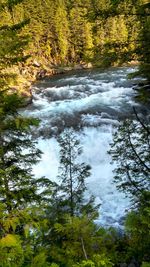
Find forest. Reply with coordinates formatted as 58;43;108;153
0;0;150;266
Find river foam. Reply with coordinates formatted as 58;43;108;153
24;66;147;227
33;126;129;227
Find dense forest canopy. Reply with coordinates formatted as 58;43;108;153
0;0;150;266
0;0;146;65
1;0;150;83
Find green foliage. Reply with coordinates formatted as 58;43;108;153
0;234;24;267
0;1;53;265
31;251;51;267
54;0;70;63
56;129;93;217
142;263;150;267
0;1;150;266
137;2;150;81
108;109;150;263
50;264;59;267
69;3;94;62
0;93;51;215
125;202;150;262
92;0;140;66
0;0;30;91
73;254;113;267
50;215;109;266
74;260;95;267
109;111;150;264
0;0;149;75
109;115;150;203
0;0;141;67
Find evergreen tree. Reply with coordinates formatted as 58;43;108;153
56;129;91;217
69;3;93;62
109;112;150;204
1;0;141;67
54;0;70;63
109;110;150;265
0;94;51;217
0;0;51;221
91;0;140;66
137;2;150;81
51;215;113;267
0;1;52;265
125;201;150;264
0;2;29;91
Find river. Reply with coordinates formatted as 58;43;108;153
23;66;148;228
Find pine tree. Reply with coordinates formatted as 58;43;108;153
137;2;150;81
56;129;91;217
54;0;70;63
0;3;29;91
69;2;94;63
125;202;150;264
0;1;52;265
91;0;140;66
109;112;150;204
22;0;55;63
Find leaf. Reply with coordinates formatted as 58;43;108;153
0;234;19;247
31;252;49;267
54;223;64;233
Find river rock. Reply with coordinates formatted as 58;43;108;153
82;62;93;68
74;64;83;70
33;60;40;67
36;69;47;79
62;67;73;71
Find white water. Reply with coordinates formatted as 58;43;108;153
24;67;146;227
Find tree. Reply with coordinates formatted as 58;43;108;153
137;2;150;81
0;2;29;91
51;215;113;267
0;0;51;227
0;1;52;265
38;129;100;266
125;203;150;264
48;214;118;267
56;128;93;217
109;111;150;265
0;85;52;266
109;112;150;204
73;254;113;267
1;0;143;68
69;3;94;63
91;0;140;66
0;94;51;215
54;0;70;63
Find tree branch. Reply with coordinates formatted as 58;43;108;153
80;237;88;260
128;132;150;174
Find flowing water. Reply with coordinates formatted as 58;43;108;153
24;66;148;228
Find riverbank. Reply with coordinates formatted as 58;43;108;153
14;60;140;105
11;61;94;104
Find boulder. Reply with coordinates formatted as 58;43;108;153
33;60;40;67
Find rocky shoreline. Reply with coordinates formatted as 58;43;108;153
13;60;142;106
15;61;93;105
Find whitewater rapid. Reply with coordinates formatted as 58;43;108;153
24;67;146;227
